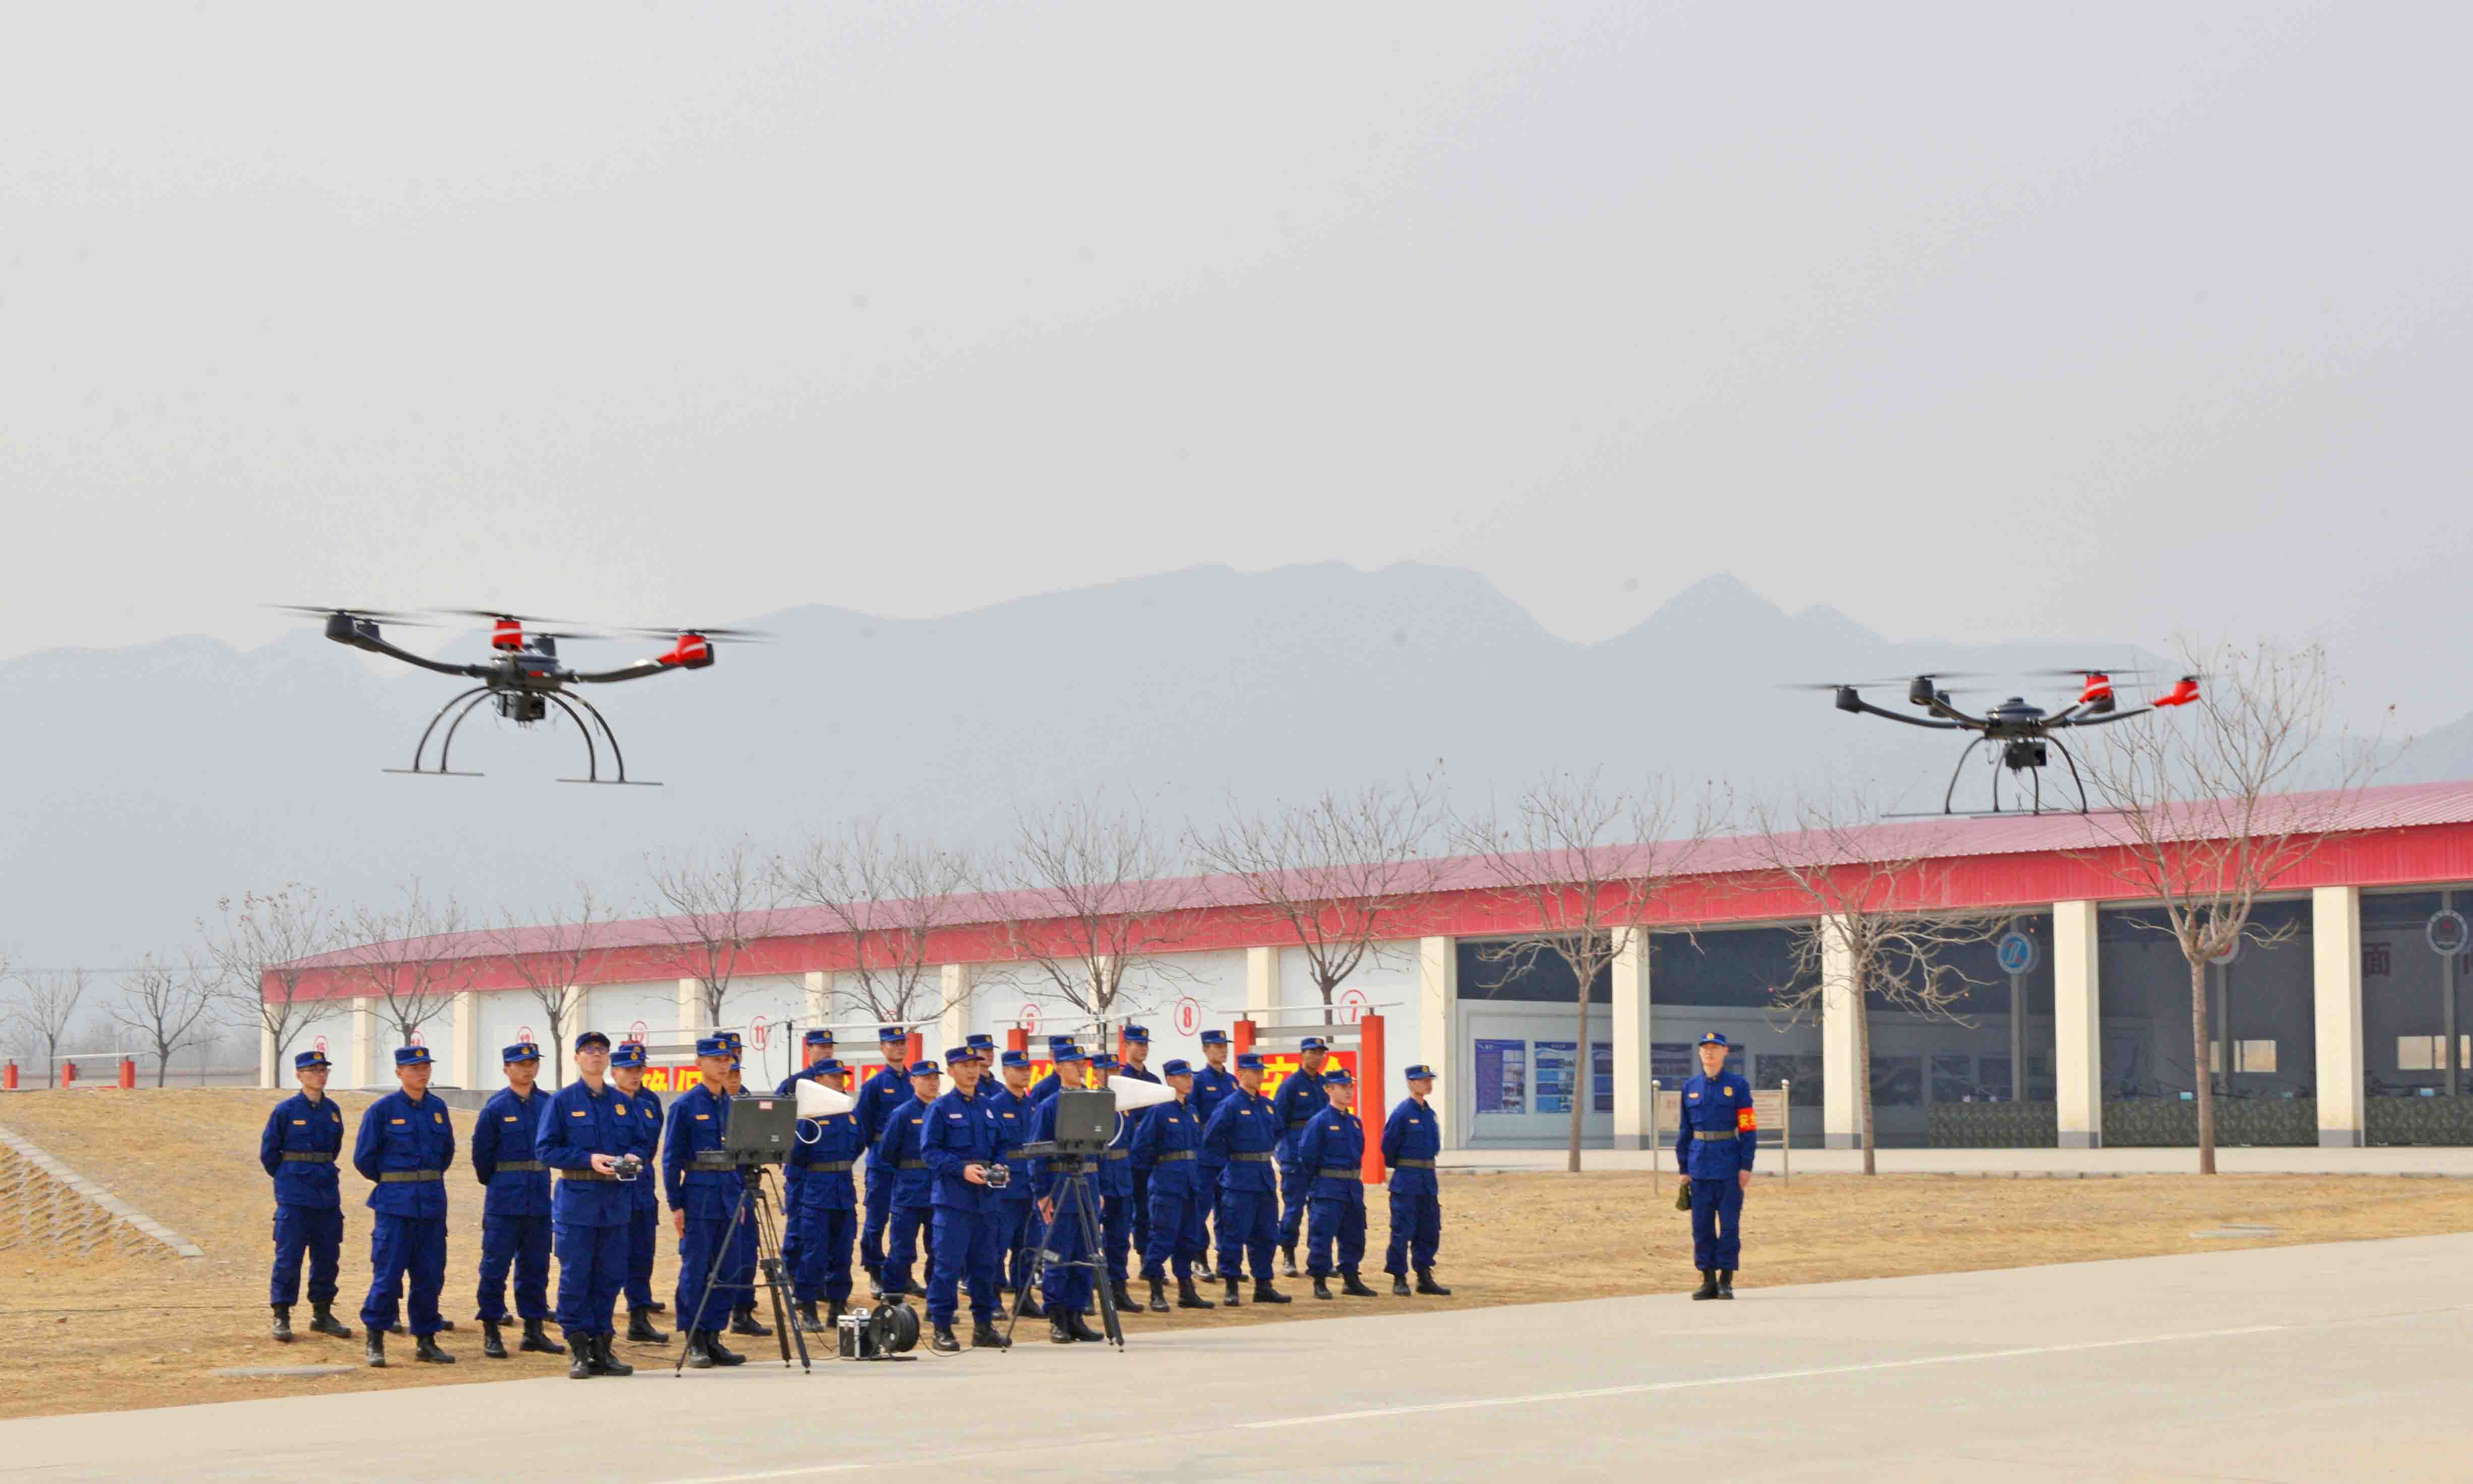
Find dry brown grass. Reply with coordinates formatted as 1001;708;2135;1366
2;1088;2468;1419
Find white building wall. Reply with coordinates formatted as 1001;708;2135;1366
589;981;686;1050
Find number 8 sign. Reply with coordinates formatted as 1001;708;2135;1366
1173;998;1199;1037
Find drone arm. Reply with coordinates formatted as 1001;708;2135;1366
1844;696;1967;731
2054;706;2154;729
566;659;678;686
332;626;487;679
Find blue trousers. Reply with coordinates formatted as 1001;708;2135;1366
1197;1162;1225;1264
362;1214;446;1337
1038;1194;1094;1315
623;1204;658;1310
1139;1182;1207;1281
727;1206;759;1311
779;1183;804;1293
927;1207;1004;1327
475;1213;551;1322
1216;1187;1277;1282
1129;1168;1152;1255
1100;1192;1132;1284
269;1205;341;1307
1276;1159;1308;1247
1307;1193;1366;1276
1384;1190;1442;1275
675;1215;737;1332
996;1200;1037;1292
791;1207;856;1305
859;1164;891;1275
881;1203;930;1297
554;1221;626;1336
1689;1177;1745;1271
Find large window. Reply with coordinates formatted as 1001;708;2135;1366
2363;890;2469;1098
2098;901;2316;1103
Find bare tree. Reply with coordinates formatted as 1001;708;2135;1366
486;884;616;1085
109;951;223;1087
648;838;782;1031
10;969;90;1088
200;884;347;1078
1191;775;1448;1026
979;791;1200;1031
340;881;481;1053
1452;771;1718;1173
777;819;972;1023
2075;639;2386;1175
1746;797;2002;1176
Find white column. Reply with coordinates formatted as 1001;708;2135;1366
677;978;703;1034
803;971;829;1031
450;991;483;1090
2054;899;2102;1149
1820;915;1861;1149
1244;945;1279;1019
258;1018;278;1090
2314;885;2366;1148
939;963;974;1051
1610;926;1656;1149
350;997;376;1089
1417;936;1458;1150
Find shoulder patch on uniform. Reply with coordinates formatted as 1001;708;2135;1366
434;1113;443;1124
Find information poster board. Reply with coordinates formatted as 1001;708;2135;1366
1473;1038;1527;1115
1651;1042;1695;1083
1592;1042;1613;1114
1534;1041;1576;1114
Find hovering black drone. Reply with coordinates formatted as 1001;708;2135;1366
275;606;766;785
1793;668;2202;815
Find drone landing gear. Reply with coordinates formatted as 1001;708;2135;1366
388;684;660;785
1934;734;2090;817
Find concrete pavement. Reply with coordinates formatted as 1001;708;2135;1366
3;1234;2467;1481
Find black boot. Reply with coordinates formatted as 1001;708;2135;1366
1416;1269;1452;1296
1066;1306;1106;1343
626;1307;668;1344
567;1337;595;1379
1146;1278;1171;1314
825;1300;846;1330
1691;1270;1720;1300
594;1333;634;1376
270;1305;293;1343
972;1323;1008;1349
729;1304;772;1338
308;1302;352;1339
1222;1276;1243;1306
1176;1275;1216;1310
684;1331;716;1369
795;1301;825;1334
867;1267;885;1301
414;1334;456;1363
364;1331;385;1368
1391;1274;1411;1296
521;1317;564;1355
1281;1244;1299;1277
1253;1279;1292;1305
1017;1291;1046;1321
480;1320;507;1359
1341;1270;1378;1297
1717;1269;1736;1299
646;1300;666;1313
1312;1276;1334;1300
931;1324;961;1353
704;1329;745;1366
1049;1315;1076;1345
1110;1280;1139;1315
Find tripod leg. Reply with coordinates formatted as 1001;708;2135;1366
1007;1194;1072;1346
1075;1177;1122;1348
673;1182;743;1376
752;1178;798;1368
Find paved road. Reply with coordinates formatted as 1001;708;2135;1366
4;1235;2467;1482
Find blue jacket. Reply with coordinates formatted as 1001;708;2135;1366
353;1089;456;1220
774;1063;830;1098
537;1077;634;1228
1190;1061;1239;1166
873;1095;936;1208
1199;1089;1278;1194
1092;1086;1133;1196
1269;1066;1331;1163
986;1086;1038;1203
1129;1096;1206;1196
471;1086;553;1219
854;1065;912;1171
1297;1106;1365;1204
1029;1095;1125;1201
663;1081;739;1221
259;1091;346;1210
622;1085;664;1210
786;1101;866;1212
921;1086;1016;1214
1027;1069;1069;1106
1381;1097;1441;1196
1674;1071;1759;1179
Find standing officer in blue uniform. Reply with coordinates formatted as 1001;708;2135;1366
1381;1063;1450;1296
855;1026;912;1299
1189;1029;1238;1278
1200;1051;1290;1306
920;1045;1017;1352
1269;1035;1332;1276
1028;1054;1107;1345
1027;1037;1077;1105
872;1058;944;1300
1297;1068;1378;1299
774;1028;836;1298
966;1035;999;1100
1087;1054;1139;1316
1675;1031;1755;1300
470;1040;560;1361
988;1049;1042;1317
1117;1026;1160;1259
608;1042;669;1344
260;1048;350;1343
715;1034;772;1339
538;1029;636;1377
785;1058;864;1332
664;1038;747;1368
353;1045;457;1367
1131;1058;1214;1313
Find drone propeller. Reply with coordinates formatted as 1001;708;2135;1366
612;624;776;642
2021;666;2158;679
267;604;440;625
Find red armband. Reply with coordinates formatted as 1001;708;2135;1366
1735;1107;1756;1132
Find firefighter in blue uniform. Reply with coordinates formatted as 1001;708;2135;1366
988;1050;1042;1316
470;1040;560;1361
919;1045;1017;1352
260;1048;350;1343
537;1030;636;1377
1268;1035;1332;1276
664;1038;746;1368
966;1035;1000;1101
352;1045;458;1367
1381;1063;1450;1296
1027;1036;1077;1105
1131;1058;1215;1312
1200;1051;1290;1306
1117;1026;1160;1259
1297;1068;1378;1299
716;1034;771;1339
872;1058;944;1300
1675;1031;1756;1299
785;1057;865;1332
1189;1029;1238;1278
609;1042;669;1344
1029;1048;1107;1345
774;1028;835;1296
1087;1054;1139;1315
855;1026;913;1299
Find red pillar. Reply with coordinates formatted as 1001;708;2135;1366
1359;1013;1387;1185
904;1031;925;1070
1232;1019;1255;1058
118;1058;137;1090
1006;1026;1028;1056
61;1060;77;1089
3;1061;16;1090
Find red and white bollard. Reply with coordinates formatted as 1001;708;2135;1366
3;1061;17;1091
61;1059;78;1089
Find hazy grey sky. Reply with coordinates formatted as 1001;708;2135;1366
5;3;2465;726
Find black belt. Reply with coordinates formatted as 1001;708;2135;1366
560;1169;618;1182
899;1161;927;1170
1102;1149;1128;1161
691;1153;735;1169
1693;1130;1740;1141
1317;1166;1359;1179
1232;1152;1273;1163
280;1152;335;1164
1396;1157;1435;1169
494;1161;546;1173
379;1170;443;1184
804;1160;854;1173
1155;1151;1195;1163
1287;1119;1312;1129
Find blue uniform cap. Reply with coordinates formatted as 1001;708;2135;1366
804;1029;834;1047
571;1031;610;1053
610;1043;648;1069
1054;1046;1086;1064
1091;1054;1121;1072
1404;1064;1435;1081
813;1058;846;1077
393;1046;433;1067
1697;1031;1732;1049
501;1041;542;1063
1236;1052;1265;1070
293;1049;330;1071
1320;1069;1354;1086
1047;1035;1075;1050
1121;1025;1149;1045
999;1049;1031;1069
879;1026;908;1043
695;1036;732;1058
966;1033;995;1048
1161;1058;1192;1077
717;1031;743;1048
907;1059;944;1078
1199;1029;1229;1046
1299;1036;1330;1052
943;1045;974;1066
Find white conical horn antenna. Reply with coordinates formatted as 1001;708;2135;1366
796;1079;855;1118
1109;1076;1175;1111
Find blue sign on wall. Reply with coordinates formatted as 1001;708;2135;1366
1996;930;2039;977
